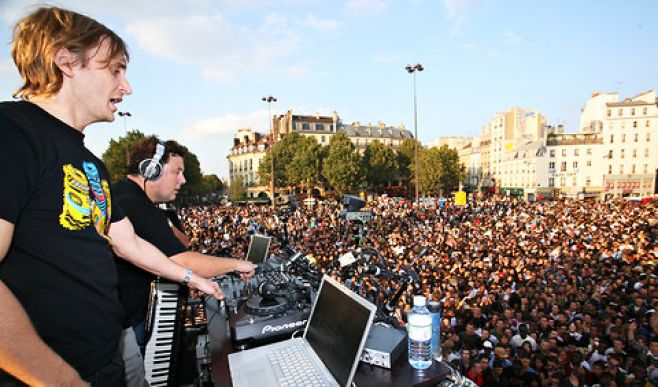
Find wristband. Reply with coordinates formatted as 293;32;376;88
182;268;193;285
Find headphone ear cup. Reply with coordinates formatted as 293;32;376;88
139;159;163;181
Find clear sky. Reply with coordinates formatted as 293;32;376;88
1;0;656;179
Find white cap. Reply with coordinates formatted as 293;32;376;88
413;295;426;307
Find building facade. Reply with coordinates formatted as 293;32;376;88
599;90;657;197
227;128;270;197
229;111;413;198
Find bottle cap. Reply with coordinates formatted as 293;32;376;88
413;295;426;307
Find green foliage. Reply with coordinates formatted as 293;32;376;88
416;145;465;195
179;151;204;194
363;140;397;191
258;132;323;193
321;131;363;195
417;147;442;195
201;174;223;193
395;137;418;185
287;135;322;195
258;132;301;188
102;130;146;182
436;145;466;194
228;175;247;201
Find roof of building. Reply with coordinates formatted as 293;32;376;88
339;125;413;139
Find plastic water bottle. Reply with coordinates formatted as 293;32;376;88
427;300;442;361
407;295;432;369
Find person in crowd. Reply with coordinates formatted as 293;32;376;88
176;194;656;385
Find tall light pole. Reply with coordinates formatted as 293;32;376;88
405;63;423;203
118;111;132;166
262;96;277;210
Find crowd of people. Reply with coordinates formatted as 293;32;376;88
180;196;657;386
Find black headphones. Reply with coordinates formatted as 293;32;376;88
138;140;166;181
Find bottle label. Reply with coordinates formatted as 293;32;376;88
408;324;432;341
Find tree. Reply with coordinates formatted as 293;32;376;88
257;132;303;190
201;174;223;193
363;140;397;192
395;137;419;186
416;145;465;195
179;151;204;194
287;135;322;196
417;147;442;195
102;130;145;181
436;144;465;194
228;175;247;201
321;131;363;195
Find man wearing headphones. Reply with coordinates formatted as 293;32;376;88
113;136;255;386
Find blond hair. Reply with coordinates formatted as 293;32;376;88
11;6;129;99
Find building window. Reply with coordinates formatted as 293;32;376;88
618;108;623;116
643;107;648;115
608;165;612;174
572;177;577;186
574;149;579;156
631;164;636;174
586;176;591;186
610;134;614;143
550;149;555;157
549;162;555;169
321;135;326;143
634;133;638;142
549;178;555;187
644;164;648;174
315;123;324;131
622;134;626;143
631;108;636;116
561;161;567;172
619;165;624;174
609;150;613;158
647;132;651;141
632;149;637;158
645;148;650;157
573;161;578;169
621;149;625;159
587;160;592;167
633;121;637;128
302;123;310;130
647;120;651;128
562;149;567;157
607;109;611;117
587;148;592;155
560;177;566;186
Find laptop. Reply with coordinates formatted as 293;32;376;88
229;275;376;387
245;234;271;264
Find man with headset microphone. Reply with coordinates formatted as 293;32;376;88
113;136;255;386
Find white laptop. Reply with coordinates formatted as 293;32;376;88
228;275;376;387
245;234;271;264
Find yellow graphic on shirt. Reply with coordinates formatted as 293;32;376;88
59;163;112;242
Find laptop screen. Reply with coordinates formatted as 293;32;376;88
245;234;271;264
305;276;375;387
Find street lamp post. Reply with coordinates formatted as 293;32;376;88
118;111;132;166
405;63;423;203
262;96;277;210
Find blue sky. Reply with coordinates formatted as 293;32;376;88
1;0;656;179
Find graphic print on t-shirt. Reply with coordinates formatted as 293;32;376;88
59;162;112;241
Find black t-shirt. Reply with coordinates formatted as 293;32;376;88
113;178;187;327
0;101;125;377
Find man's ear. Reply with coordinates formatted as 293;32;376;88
53;47;77;78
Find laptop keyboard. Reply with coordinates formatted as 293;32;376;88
266;344;329;387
